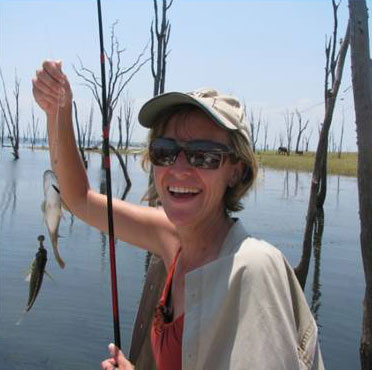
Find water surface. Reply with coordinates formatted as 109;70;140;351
0;148;363;369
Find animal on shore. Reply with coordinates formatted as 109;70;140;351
278;146;288;155
17;235;48;324
42;170;65;268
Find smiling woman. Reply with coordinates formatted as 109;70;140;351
33;60;324;370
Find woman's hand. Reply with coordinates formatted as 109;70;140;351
101;343;134;370
32;60;72;117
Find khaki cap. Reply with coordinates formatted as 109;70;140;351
138;88;252;145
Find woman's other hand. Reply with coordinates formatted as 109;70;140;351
32;60;72;117
101;343;134;370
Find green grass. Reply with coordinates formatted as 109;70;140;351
256;151;357;177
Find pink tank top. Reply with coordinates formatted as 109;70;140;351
151;250;184;370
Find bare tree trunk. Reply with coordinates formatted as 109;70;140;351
0;71;20;159
87;102;94;149
348;1;372;367
284;110;294;155
151;0;173;96
117;106;123;150
295;7;350;289
295;109;309;153
338;107;344;158
30;106;39;150
248;107;261;153
0;113;4;147
109;144;131;200
73;101;88;168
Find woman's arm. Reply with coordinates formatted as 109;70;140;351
32;60;178;260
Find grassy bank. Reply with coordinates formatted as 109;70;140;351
256;151;357;177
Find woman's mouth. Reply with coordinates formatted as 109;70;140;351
167;186;202;198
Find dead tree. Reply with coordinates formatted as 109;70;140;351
117;106;123;150
74;21;149;132
304;128;313;152
151;0;173;96
1;113;5;147
284;110;294;155
73;101;88;168
294;109;310;153
86;102;94;149
348;1;372;367
30;106;40;150
337;106;344;158
0;70;20;159
247;107;261;153
295;1;350;289
263;120;269;151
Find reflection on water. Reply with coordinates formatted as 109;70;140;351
281;169;301;199
0;149;364;370
0;160;18;220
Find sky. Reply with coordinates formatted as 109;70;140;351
1;0;370;151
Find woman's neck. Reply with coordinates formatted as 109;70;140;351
175;214;234;272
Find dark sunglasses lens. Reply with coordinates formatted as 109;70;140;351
187;151;222;169
186;140;230;169
150;138;179;166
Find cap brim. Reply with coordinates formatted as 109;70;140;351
138;91;229;131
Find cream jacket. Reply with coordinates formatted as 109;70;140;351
183;220;324;370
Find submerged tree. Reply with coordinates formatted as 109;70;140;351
295;0;350;288
74;21;149;129
0;70;20;159
348;0;372;367
294;109;309;153
283;110;294;155
29;106;40;150
151;0;173;96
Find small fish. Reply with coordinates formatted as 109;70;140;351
42;170;65;269
17;235;48;325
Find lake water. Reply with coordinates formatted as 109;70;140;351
0;148;364;369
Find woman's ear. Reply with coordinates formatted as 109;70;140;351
229;162;244;187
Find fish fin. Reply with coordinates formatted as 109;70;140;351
44;270;54;281
50;232;66;269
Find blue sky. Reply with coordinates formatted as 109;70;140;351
1;0;369;151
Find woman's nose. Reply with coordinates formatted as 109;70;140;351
174;150;189;167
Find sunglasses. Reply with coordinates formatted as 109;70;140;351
149;137;235;169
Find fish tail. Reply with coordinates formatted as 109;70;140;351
50;232;66;269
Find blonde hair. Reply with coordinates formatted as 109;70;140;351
141;105;258;212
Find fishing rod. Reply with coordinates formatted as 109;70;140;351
96;0;121;349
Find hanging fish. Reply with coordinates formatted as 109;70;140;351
42;170;65;268
17;235;48;325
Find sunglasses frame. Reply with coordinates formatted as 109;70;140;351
149;137;236;169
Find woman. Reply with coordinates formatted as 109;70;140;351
33;60;323;370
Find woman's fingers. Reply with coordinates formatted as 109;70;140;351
101;343;134;370
101;358;117;369
33;60;72;115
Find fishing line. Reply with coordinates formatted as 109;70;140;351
51;90;61;168
96;0;121;350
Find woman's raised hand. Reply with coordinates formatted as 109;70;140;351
101;343;134;370
32;60;72;116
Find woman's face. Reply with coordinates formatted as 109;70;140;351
153;110;242;229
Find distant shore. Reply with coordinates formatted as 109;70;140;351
16;146;357;177
256;151;357;177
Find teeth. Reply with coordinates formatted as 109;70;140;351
168;186;201;194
